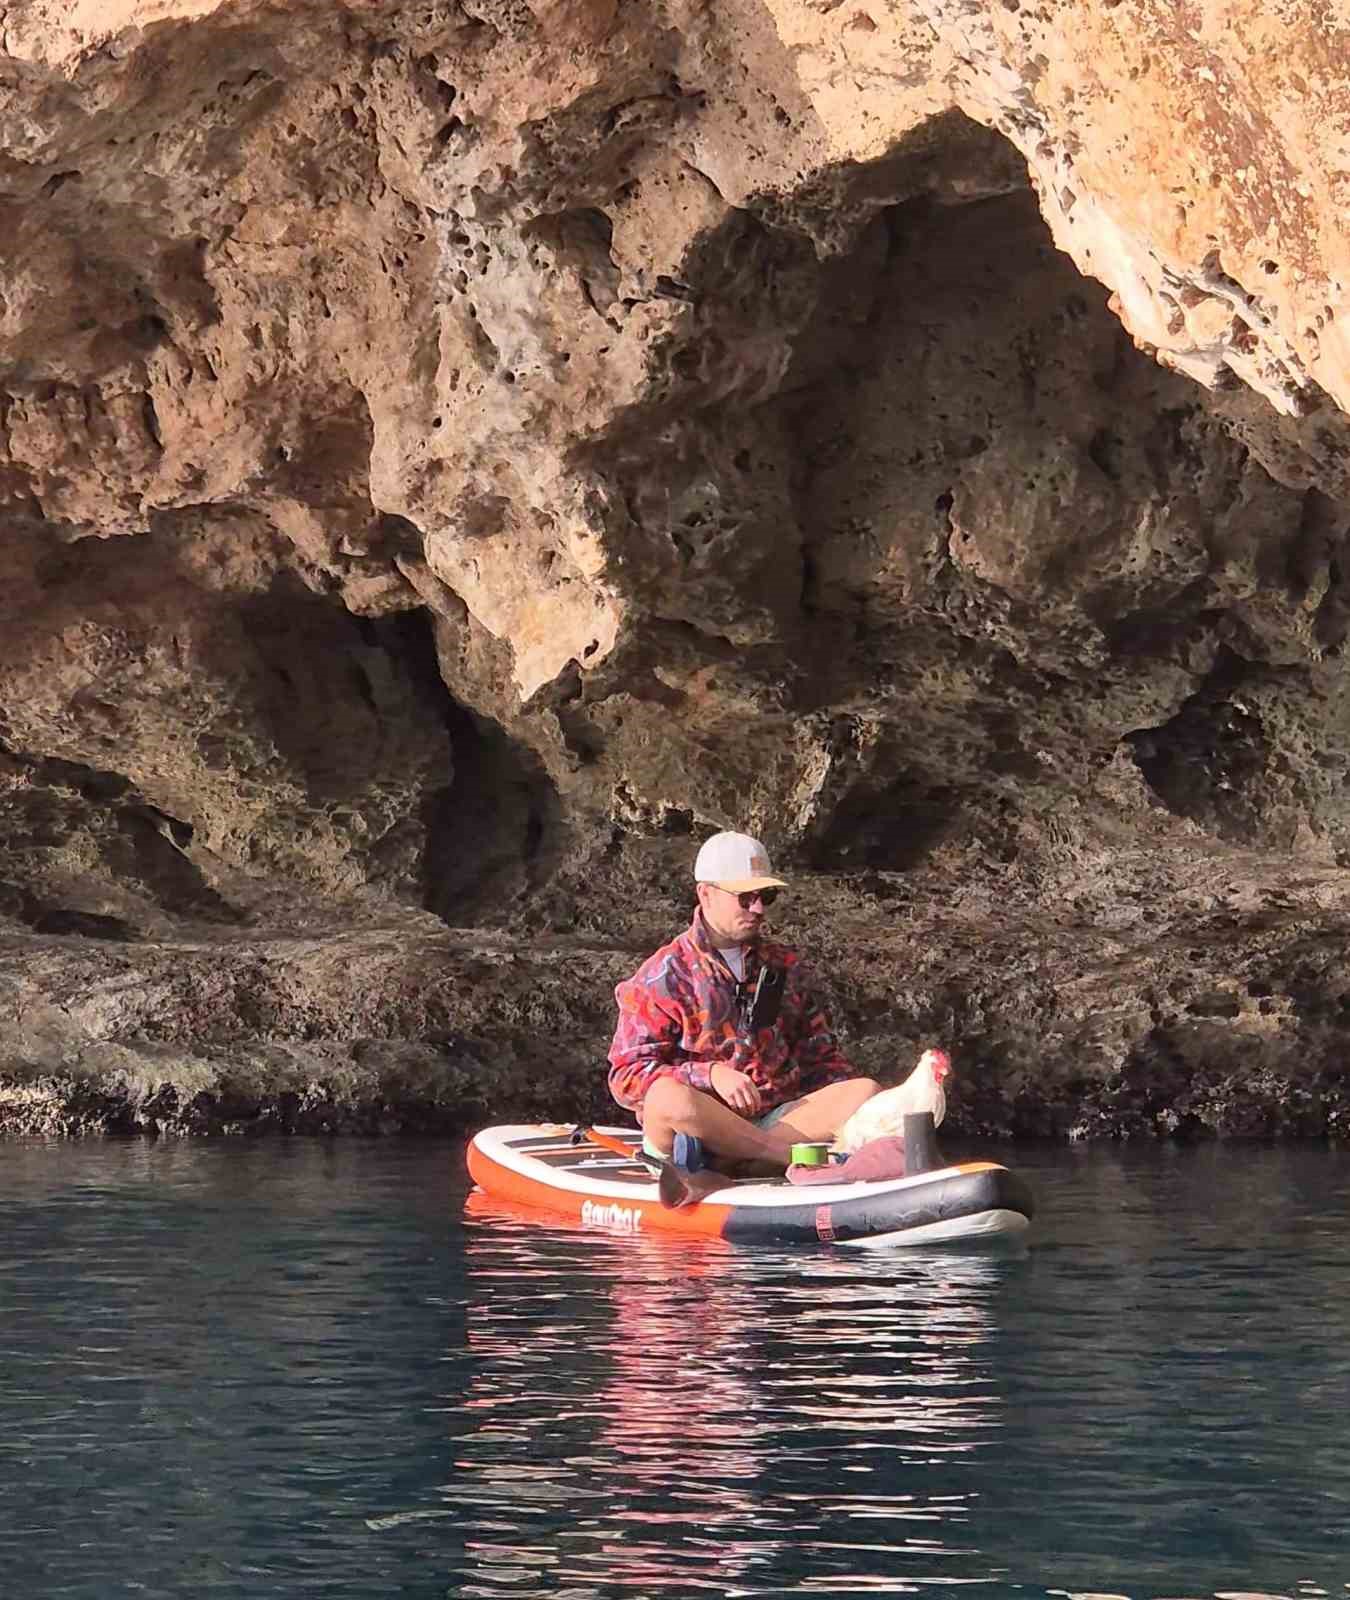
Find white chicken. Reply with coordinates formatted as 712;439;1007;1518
832;1047;951;1155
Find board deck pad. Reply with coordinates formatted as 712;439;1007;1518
506;1129;778;1185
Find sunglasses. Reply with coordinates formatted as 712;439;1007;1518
719;887;779;909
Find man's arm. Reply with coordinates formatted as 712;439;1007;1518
606;975;714;1112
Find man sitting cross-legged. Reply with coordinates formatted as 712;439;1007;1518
606;830;880;1171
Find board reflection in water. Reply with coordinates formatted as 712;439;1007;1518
448;1203;1013;1596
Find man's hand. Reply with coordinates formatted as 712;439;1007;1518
711;1064;763;1117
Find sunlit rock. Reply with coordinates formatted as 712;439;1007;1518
4;0;1350;1136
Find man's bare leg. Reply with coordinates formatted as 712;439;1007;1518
642;1080;799;1164
726;1077;882;1176
641;1076;881;1167
771;1077;881;1144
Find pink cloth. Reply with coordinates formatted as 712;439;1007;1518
786;1135;908;1186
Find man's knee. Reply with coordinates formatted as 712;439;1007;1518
641;1077;701;1126
833;1077;881;1116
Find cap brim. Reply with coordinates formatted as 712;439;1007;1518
717;875;788;893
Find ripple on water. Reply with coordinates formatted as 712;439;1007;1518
4;1140;1350;1598
429;1216;1013;1597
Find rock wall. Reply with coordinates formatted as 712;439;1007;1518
4;0;1350;1138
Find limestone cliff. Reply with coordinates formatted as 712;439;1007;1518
4;0;1350;1139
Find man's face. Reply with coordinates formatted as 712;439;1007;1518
697;882;774;945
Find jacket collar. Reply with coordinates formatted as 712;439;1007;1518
686;910;760;979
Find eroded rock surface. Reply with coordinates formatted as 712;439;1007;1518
4;0;1350;1139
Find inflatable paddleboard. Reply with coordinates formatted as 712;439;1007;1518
466;1124;1035;1248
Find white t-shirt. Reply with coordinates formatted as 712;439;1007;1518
719;945;746;982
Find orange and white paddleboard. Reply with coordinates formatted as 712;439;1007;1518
466;1125;1035;1248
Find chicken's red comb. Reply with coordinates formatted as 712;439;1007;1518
921;1047;953;1078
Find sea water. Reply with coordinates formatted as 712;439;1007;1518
2;1137;1348;1598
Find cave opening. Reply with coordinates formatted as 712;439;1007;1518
366;610;563;926
743;123;1335;872
1123;647;1276;844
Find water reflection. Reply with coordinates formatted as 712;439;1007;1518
450;1201;1010;1596
7;1140;1350;1599
448;1154;1350;1599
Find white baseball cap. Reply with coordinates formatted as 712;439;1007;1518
693;831;787;893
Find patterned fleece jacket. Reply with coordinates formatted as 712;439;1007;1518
607;911;856;1115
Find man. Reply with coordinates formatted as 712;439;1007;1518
607;830;879;1169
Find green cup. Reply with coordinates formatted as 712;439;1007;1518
790;1141;831;1167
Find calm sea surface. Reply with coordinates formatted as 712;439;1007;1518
2;1137;1348;1599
